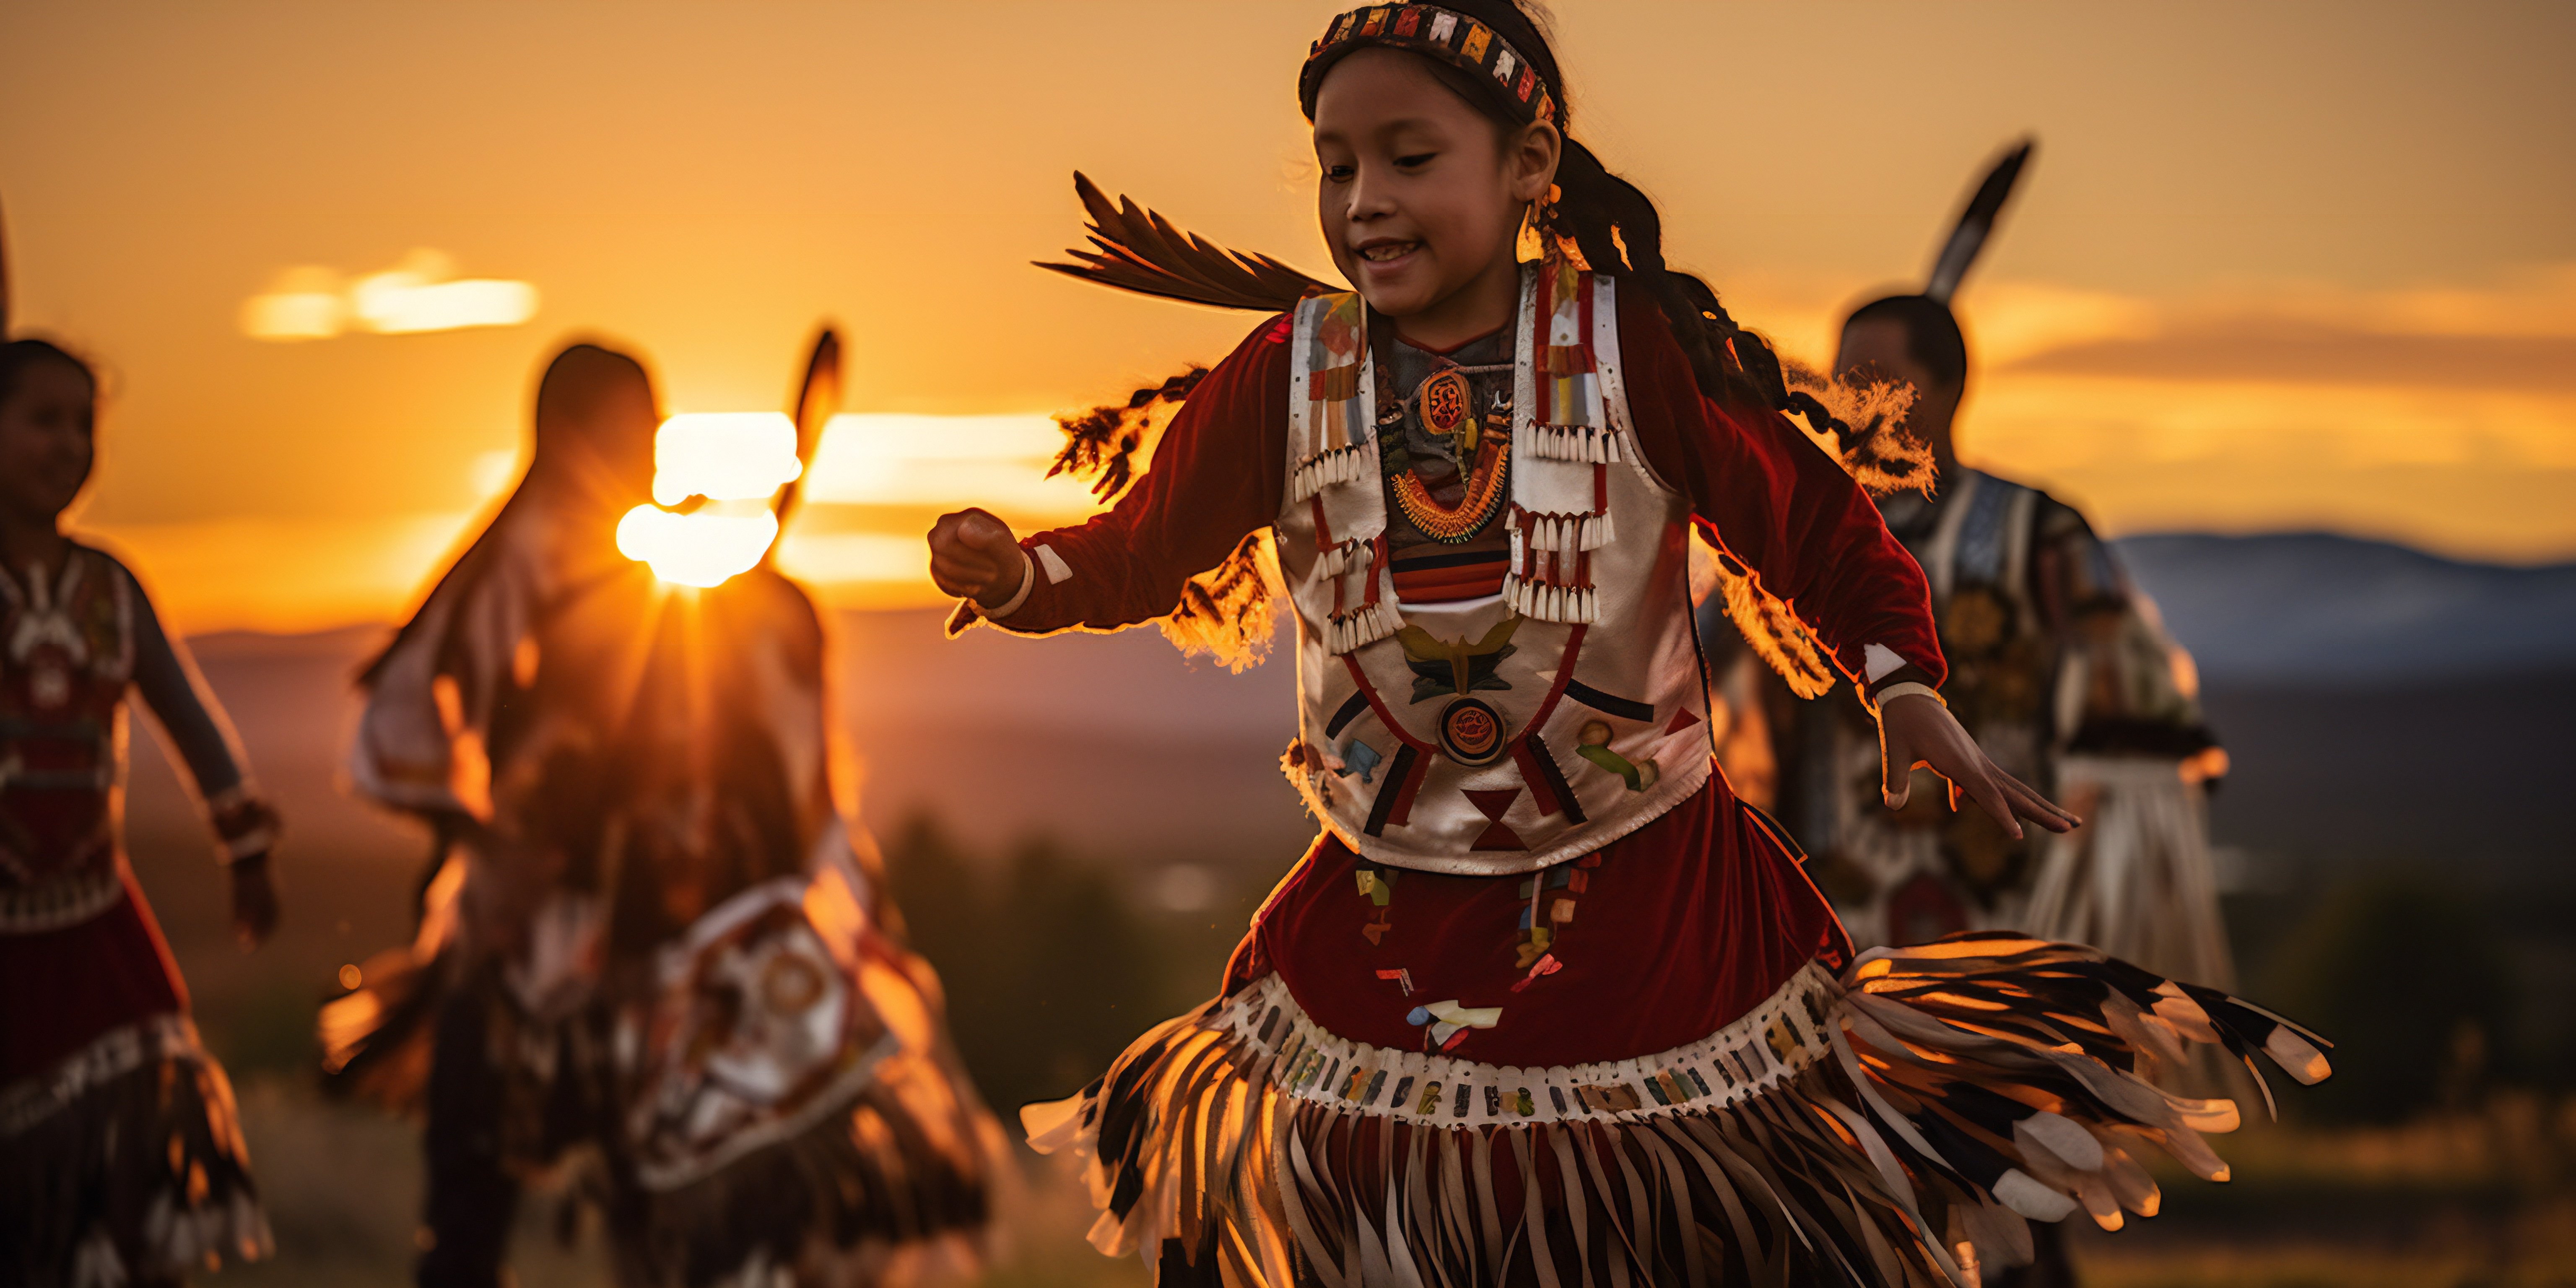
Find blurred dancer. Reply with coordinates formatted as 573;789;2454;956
324;340;998;1288
0;337;280;1285
1762;144;2233;983
1722;146;2233;1288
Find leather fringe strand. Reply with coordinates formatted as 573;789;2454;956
1527;425;1624;464
1291;446;1373;504
1501;573;1600;625
1326;601;1402;656
615;1047;1003;1288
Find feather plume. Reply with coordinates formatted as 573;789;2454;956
1925;139;2035;304
1708;547;1840;699
1049;365;1207;502
1159;530;1279;673
1781;357;1937;498
1037;172;1332;314
770;326;841;527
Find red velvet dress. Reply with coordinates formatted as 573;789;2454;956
0;545;275;1285
984;289;1935;1069
989;286;2329;1288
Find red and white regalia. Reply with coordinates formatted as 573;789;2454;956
0;545;276;1285
966;263;2329;1287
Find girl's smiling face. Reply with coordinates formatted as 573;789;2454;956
1312;48;1558;341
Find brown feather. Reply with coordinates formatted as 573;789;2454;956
1036;172;1332;314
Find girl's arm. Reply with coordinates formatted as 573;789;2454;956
1618;291;2075;838
1616;288;1942;696
933;316;1293;634
119;559;283;943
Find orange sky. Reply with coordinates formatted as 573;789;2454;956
4;0;2572;633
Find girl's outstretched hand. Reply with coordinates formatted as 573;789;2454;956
928;509;1028;609
1877;693;2081;839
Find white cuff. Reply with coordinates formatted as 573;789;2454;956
1868;681;1945;717
969;548;1036;620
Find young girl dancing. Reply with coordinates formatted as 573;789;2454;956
928;5;2327;1283
0;338;280;1285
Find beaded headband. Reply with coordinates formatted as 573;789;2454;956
1299;4;1562;131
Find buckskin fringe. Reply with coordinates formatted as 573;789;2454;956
0;1017;272;1285
1501;572;1599;625
1026;933;2329;1288
1291;445;1373;504
1326;601;1401;655
1514;507;1617;558
1316;538;1365;581
1528;424;1624;464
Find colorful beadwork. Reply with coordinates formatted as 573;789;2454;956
1535;257;1604;434
1436;696;1506;766
1389;438;1510;543
1419;367;1471;441
1303;6;1563;130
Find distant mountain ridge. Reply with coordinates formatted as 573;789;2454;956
2115;532;2576;684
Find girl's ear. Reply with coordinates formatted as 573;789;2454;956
1509;121;1563;205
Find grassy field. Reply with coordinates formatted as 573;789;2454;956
200;1076;2576;1288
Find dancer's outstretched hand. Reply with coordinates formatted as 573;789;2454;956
928;508;1028;609
230;853;280;949
1877;693;2080;839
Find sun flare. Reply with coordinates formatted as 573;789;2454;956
618;412;808;587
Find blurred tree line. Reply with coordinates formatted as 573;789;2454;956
2238;870;2576;1125
879;812;1264;1122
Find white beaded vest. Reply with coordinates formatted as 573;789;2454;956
1277;263;1712;875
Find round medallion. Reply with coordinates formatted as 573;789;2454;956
759;952;826;1014
1419;368;1471;438
1438;696;1507;766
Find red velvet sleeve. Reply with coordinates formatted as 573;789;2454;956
1618;288;1947;686
974;314;1293;635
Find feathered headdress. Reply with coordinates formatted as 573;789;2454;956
1926;139;2033;304
1706;139;2036;696
773;326;841;532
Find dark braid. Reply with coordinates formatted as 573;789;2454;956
1433;0;1863;444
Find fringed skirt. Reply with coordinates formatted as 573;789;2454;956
1027;785;2327;1287
0;877;271;1285
322;859;1005;1287
2023;756;2234;989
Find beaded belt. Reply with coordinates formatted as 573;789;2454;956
1212;962;1840;1127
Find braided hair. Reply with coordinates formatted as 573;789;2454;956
1412;0;1866;444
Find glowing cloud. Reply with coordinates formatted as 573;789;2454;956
240;249;537;341
800;413;1101;518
